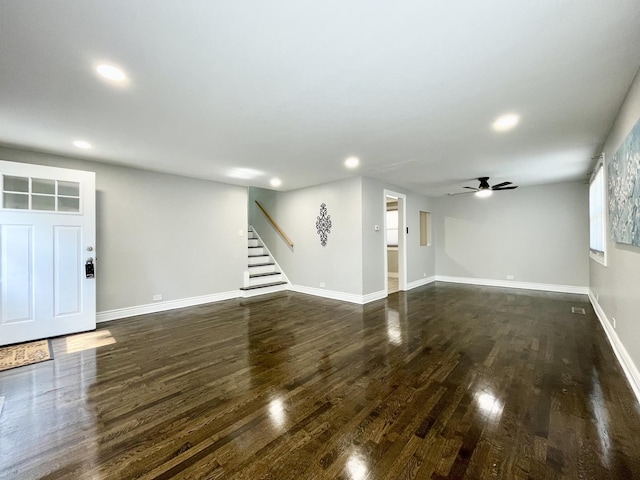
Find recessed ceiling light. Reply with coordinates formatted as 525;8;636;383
344;156;360;169
72;140;92;149
96;64;127;82
270;178;282;187
492;114;520;132
228;167;262;180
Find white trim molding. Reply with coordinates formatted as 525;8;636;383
589;290;640;405
435;276;589;295
97;290;240;323
363;290;388;304
290;285;386;305
406;276;436;290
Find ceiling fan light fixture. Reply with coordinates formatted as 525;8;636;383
475;189;493;198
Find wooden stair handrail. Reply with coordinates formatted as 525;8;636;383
254;201;294;248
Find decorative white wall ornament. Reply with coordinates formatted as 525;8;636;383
316;203;332;246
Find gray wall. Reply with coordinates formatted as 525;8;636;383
249;177;364;295
0;146;247;312
434;182;589;287
590;67;640;370
361;177;436;295
250;176;436;298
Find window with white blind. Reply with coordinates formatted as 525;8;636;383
589;162;607;265
386;209;398;246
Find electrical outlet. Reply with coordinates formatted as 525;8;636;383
153;294;162;301
612;317;616;329
506;275;514;280
238;229;244;237
596;293;599;301
320;282;326;288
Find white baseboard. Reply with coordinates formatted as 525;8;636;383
435;275;589;295
363;290;388;303
406;276;436;290
290;285;386;305
97;290;240;323
588;291;640;405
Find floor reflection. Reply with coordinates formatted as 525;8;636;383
386;307;402;346
590;367;612;468
269;396;287;429
64;329;116;354
475;389;504;424
346;450;370;480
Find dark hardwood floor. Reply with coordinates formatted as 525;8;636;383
1;283;640;479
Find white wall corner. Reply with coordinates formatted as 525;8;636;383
362;290;387;304
588;290;640;405
435;276;589;295
97;290;241;323
407;276;436;290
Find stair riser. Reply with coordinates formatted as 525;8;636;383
248;247;265;255
248;256;271;266
249;274;283;286
248;239;259;247
249;264;276;274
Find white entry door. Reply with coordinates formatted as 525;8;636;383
0;160;96;346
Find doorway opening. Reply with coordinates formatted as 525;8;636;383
384;190;406;295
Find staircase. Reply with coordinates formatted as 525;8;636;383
240;227;288;297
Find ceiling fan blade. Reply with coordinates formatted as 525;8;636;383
447;191;477;196
492;186;518;190
463;186;479;191
491;181;512;189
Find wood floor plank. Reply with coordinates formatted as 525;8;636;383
1;283;640;479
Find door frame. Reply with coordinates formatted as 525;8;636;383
383;189;407;294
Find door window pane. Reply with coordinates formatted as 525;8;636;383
58;181;79;197
1;174;82;213
32;178;55;194
32;194;56;211
58;197;80;212
4;175;29;192
3;192;29;209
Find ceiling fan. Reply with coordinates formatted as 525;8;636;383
448;177;518;197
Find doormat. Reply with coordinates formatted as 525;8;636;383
0;339;53;372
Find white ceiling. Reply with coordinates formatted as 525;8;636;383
1;1;639;196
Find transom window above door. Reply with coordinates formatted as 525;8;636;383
2;175;80;213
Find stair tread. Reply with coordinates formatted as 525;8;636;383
240;281;287;291
249;262;275;267
250;272;281;278
248;254;270;258
248;245;262;248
